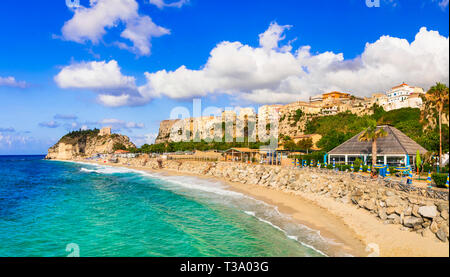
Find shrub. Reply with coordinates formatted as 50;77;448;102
336;164;351;172
432;173;448;188
422;163;433;173
353;158;363;172
113;143;127;151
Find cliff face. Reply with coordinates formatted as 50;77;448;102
46;130;135;160
155;119;179;144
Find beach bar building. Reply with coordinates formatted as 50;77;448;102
224;148;260;163
327;125;427;168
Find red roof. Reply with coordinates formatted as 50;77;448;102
114;150;130;154
392;83;409;89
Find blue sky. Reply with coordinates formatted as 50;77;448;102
0;0;449;154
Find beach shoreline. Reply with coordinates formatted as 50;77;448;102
58;158;449;257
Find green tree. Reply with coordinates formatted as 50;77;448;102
113;143;126;151
293;109;304;123
297;138;314;153
423;83;449;166
316;131;351;152
416;150;421;175
358;121;388;166
284;140;297;151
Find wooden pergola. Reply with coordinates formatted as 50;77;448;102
224;148;260;163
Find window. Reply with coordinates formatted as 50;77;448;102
330;156;346;164
387;156;405;167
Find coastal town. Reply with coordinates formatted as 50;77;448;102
2;0;449;264
45;81;450;255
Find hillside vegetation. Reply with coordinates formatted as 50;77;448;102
305;106;449;153
59;128;100;145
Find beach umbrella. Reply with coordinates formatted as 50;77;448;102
427;171;432;188
407;171;413;185
296;160;300;167
446;175;449;189
359;164;363;172
310;160;314;167
317;162;321;168
395;166;410;182
350;163;354;172
367;165;371;173
292;160;296;167
395;166;410;172
386;167;390;177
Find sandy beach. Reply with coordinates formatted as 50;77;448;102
76;159;449;257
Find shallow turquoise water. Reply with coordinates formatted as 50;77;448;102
0;156;341;257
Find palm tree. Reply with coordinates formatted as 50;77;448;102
359;122;388;166
424;83;449;167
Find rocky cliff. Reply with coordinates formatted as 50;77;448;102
45;129;135;160
155;119;180;144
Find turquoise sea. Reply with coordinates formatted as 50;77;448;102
0;155;347;257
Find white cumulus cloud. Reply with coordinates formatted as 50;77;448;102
0;76;27;88
138;23;449;104
55;23;449;106
55;60;136;90
54;60;149;107
61;0;170;56
148;0;189;9
99;118;145;130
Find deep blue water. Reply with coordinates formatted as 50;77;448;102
0;155;344;257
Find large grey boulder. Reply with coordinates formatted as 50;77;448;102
387;214;401;224
385;196;401;207
403;216;424;228
418;206;438;219
378;208;387;220
436;228;448;243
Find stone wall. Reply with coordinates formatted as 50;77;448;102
116;157;449;243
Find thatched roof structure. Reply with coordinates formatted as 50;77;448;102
328;125;427;156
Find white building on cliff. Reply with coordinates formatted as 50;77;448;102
384;83;425;111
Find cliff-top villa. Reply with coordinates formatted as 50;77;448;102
383;83;425;111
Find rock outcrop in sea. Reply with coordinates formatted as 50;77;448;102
45;128;135;160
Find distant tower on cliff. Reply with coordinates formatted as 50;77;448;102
99;127;111;136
